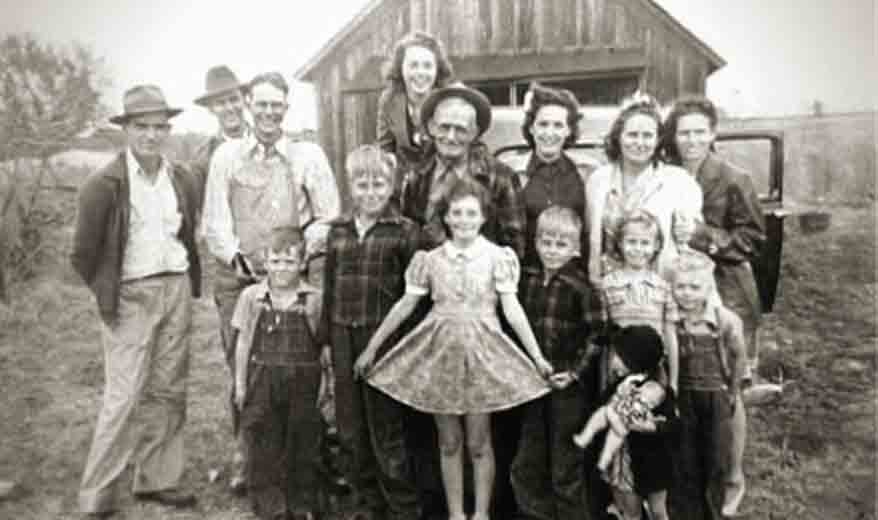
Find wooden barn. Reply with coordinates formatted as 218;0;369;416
295;0;725;203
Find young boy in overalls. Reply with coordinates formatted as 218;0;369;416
667;249;747;520
510;205;605;520
317;145;422;520
232;226;324;520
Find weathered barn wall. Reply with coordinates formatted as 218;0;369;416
303;0;721;206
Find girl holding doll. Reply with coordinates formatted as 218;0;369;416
354;178;553;520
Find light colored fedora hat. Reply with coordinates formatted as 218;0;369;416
194;65;246;106
109;85;182;125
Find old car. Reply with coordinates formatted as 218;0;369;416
482;105;788;316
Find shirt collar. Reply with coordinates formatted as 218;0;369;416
258;279;320;303
244;133;289;161
126;148;169;180
434;156;468;181
443;235;488;261
336;204;403;226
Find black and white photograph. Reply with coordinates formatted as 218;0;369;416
0;0;874;519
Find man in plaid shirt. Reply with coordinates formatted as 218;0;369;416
317;145;422;520
511;206;605;520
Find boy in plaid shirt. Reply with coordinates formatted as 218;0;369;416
317;145;422;520
511;206;604;520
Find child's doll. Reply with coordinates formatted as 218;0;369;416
316;145;422;520
231;226;324;520
574;325;676;520
600;209;679;392
354;178;553;520
510;205;604;520
667;250;747;520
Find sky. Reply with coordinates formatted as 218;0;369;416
1;0;874;133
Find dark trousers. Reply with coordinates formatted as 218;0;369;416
670;388;735;520
241;363;323;519
511;385;592;520
331;323;421;519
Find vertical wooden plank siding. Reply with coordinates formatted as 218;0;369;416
581;0;595;46
410;0;426;31
497;0;517;53
519;0;536;51
480;0;495;52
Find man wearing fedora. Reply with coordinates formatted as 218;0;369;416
400;83;525;257
71;85;201;517
398;84;526;519
191;65;249;208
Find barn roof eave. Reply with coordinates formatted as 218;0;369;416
295;0;728;81
294;0;384;81
642;0;726;71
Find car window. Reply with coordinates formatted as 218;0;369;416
714;136;780;202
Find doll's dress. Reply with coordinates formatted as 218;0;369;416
366;237;550;415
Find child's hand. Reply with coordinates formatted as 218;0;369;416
549;371;576;389
535;358;554;380
572;431;588;449
353;350;375;380
320;345;332;369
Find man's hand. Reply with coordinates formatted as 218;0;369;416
627;410;666;433
672;209;697;247
233;253;256;281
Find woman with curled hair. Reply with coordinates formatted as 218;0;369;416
518;83;589;268
377;31;455;171
586;93;703;287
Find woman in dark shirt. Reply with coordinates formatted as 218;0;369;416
518;83;588;268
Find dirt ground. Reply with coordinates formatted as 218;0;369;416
0;198;874;519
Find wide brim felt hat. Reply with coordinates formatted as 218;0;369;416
194;64;246;106
109;84;183;125
421;83;492;137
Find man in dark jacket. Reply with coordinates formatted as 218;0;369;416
400;84;526;258
191;64;249;209
71;85;201;518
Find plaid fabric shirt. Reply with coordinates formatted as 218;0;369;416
400;146;526;257
519;259;604;374
316;205;420;344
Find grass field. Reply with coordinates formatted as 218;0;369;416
0;151;874;519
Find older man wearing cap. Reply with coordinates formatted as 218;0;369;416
201;71;340;493
191;65;249;207
71;85;201;517
400;83;525;257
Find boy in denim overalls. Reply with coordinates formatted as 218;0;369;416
232;226;324;520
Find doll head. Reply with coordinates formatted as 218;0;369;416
264;226;306;289
535;205;581;272
609;325;665;379
613;209;663;270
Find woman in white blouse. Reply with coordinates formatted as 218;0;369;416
586;94;703;286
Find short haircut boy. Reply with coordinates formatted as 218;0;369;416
345;144;398;184
268;226;306;257
536;205;582;250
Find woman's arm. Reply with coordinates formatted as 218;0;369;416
500;293;552;377
585;170;607;287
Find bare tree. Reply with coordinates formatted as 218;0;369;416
0;34;106;300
